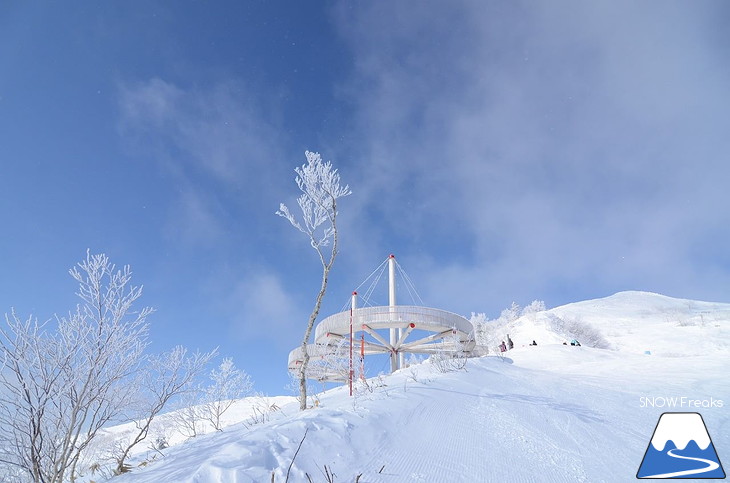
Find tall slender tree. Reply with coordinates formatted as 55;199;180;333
277;151;351;410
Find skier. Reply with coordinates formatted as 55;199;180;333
529;340;537;346
499;341;507;352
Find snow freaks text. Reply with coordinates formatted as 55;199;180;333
639;397;724;409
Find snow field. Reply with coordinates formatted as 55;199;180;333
104;292;729;483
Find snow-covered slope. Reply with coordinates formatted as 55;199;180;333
87;395;297;457
506;291;730;356
97;292;729;483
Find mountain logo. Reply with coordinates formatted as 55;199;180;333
637;412;725;479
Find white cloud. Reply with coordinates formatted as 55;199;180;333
117;77;285;194
224;272;306;348
164;186;226;247
117;77;294;255
331;0;730;312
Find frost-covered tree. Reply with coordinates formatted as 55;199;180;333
113;346;217;475
469;312;491;355
430;332;468;373
0;252;151;483
500;302;521;323
520;300;546;324
471;301;527;352
171;388;205;439
202;357;253;431
0;252;218;483
277;151;351;410
522;300;546;315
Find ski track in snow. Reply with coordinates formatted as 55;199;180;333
342;359;611;482
357;387;490;481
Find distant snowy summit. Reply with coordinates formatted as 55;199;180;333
554;290;730;318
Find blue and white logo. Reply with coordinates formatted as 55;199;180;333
637;412;725;479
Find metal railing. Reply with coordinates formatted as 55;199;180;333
314;305;473;341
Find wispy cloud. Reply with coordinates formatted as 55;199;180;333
116;76;293;254
223;272;306;347
332;0;730;312
163;185;226;247
117;77;283;187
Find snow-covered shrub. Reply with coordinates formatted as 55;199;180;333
430;332;468;373
547;314;610;349
202;357;254;431
243;393;283;428
172;389;206;438
663;308;695;327
152;435;169;451
246;405;271;427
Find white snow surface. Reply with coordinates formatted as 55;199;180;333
86;291;728;483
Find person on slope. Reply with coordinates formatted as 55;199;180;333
499;341;507;352
529;340;537;346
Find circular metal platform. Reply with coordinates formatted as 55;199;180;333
288;305;475;381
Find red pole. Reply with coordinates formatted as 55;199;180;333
360;331;365;380
349;306;353;396
349;291;356;396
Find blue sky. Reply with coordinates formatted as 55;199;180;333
1;1;728;395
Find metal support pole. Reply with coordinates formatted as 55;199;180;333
388;254;398;372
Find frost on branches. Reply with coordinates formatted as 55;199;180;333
277;150;351;411
170;356;253;438
470;300;547;353
203;357;253;431
112;346;217;475
276;151;351;252
0;252;218;483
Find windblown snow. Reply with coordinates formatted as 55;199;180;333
84;291;728;483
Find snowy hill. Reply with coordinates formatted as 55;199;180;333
92;292;728;483
502;291;730;356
